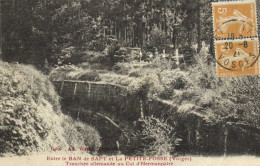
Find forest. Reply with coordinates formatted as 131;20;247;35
0;0;215;66
0;0;260;157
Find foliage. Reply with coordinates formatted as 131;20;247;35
2;0;260;68
160;69;191;90
1;0;218;68
49;65;101;81
0;61;61;113
113;63;132;75
128;116;180;156
66;61;191;100
188;48;260;128
80;51;108;65
110;61;192;99
0;61;101;155
127;78;150;96
1;0;105;67
100;72;137;86
148;26;171;51
150;56;174;70
86;34;109;52
62;116;102;152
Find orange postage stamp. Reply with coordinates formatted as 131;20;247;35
215;38;259;77
212;0;258;40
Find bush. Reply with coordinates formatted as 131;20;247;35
77;70;101;81
112;63;132;75
86;34;109;52
151;56;174;70
0;61;66;155
188;48;260;128
100;73;137;86
127;78;149;96
148;26;171;52
49;65;101;81
62;116;101;152
0;61;102;155
156;69;192;100
80;51;107;64
127;116;180;156
0;61;61;113
160;69;191;89
80;51;111;70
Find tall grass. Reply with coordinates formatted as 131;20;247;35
0;61;101;155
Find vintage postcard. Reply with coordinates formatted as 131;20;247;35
1;0;260;166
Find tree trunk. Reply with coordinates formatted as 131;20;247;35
132;26;135;47
141;22;145;47
197;2;201;53
114;20;117;38
0;0;2;60
125;24;127;42
196;119;202;154
164;1;167;34
224;127;228;156
188;29;192;49
171;28;178;69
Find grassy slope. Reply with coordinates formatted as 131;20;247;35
0;61;101;155
49;50;260;129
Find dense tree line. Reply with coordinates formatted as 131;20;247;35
0;0;259;67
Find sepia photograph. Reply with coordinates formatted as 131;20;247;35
0;0;260;165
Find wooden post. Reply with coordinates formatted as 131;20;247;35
88;83;91;99
139;50;142;62
77;111;80;120
60;81;64;94
73;83;78;100
140;99;144;119
224;127;228;156
188;128;191;152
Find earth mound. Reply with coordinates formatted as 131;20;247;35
0;61;101;155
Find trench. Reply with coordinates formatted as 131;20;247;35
54;79;142;155
53;80;260;156
61;101;133;155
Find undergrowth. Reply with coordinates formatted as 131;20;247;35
127;116;180;156
49;65;101;81
0;61;101;155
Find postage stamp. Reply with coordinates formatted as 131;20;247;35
212;0;258;40
215;38;259;77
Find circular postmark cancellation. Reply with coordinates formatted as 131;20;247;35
212;0;259;77
212;0;258;40
215;39;259;77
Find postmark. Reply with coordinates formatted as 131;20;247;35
215;38;259;77
212;0;258;40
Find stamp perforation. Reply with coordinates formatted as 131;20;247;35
212;0;260;77
212;0;256;4
215;39;259;77
215;36;258;40
212;0;258;40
